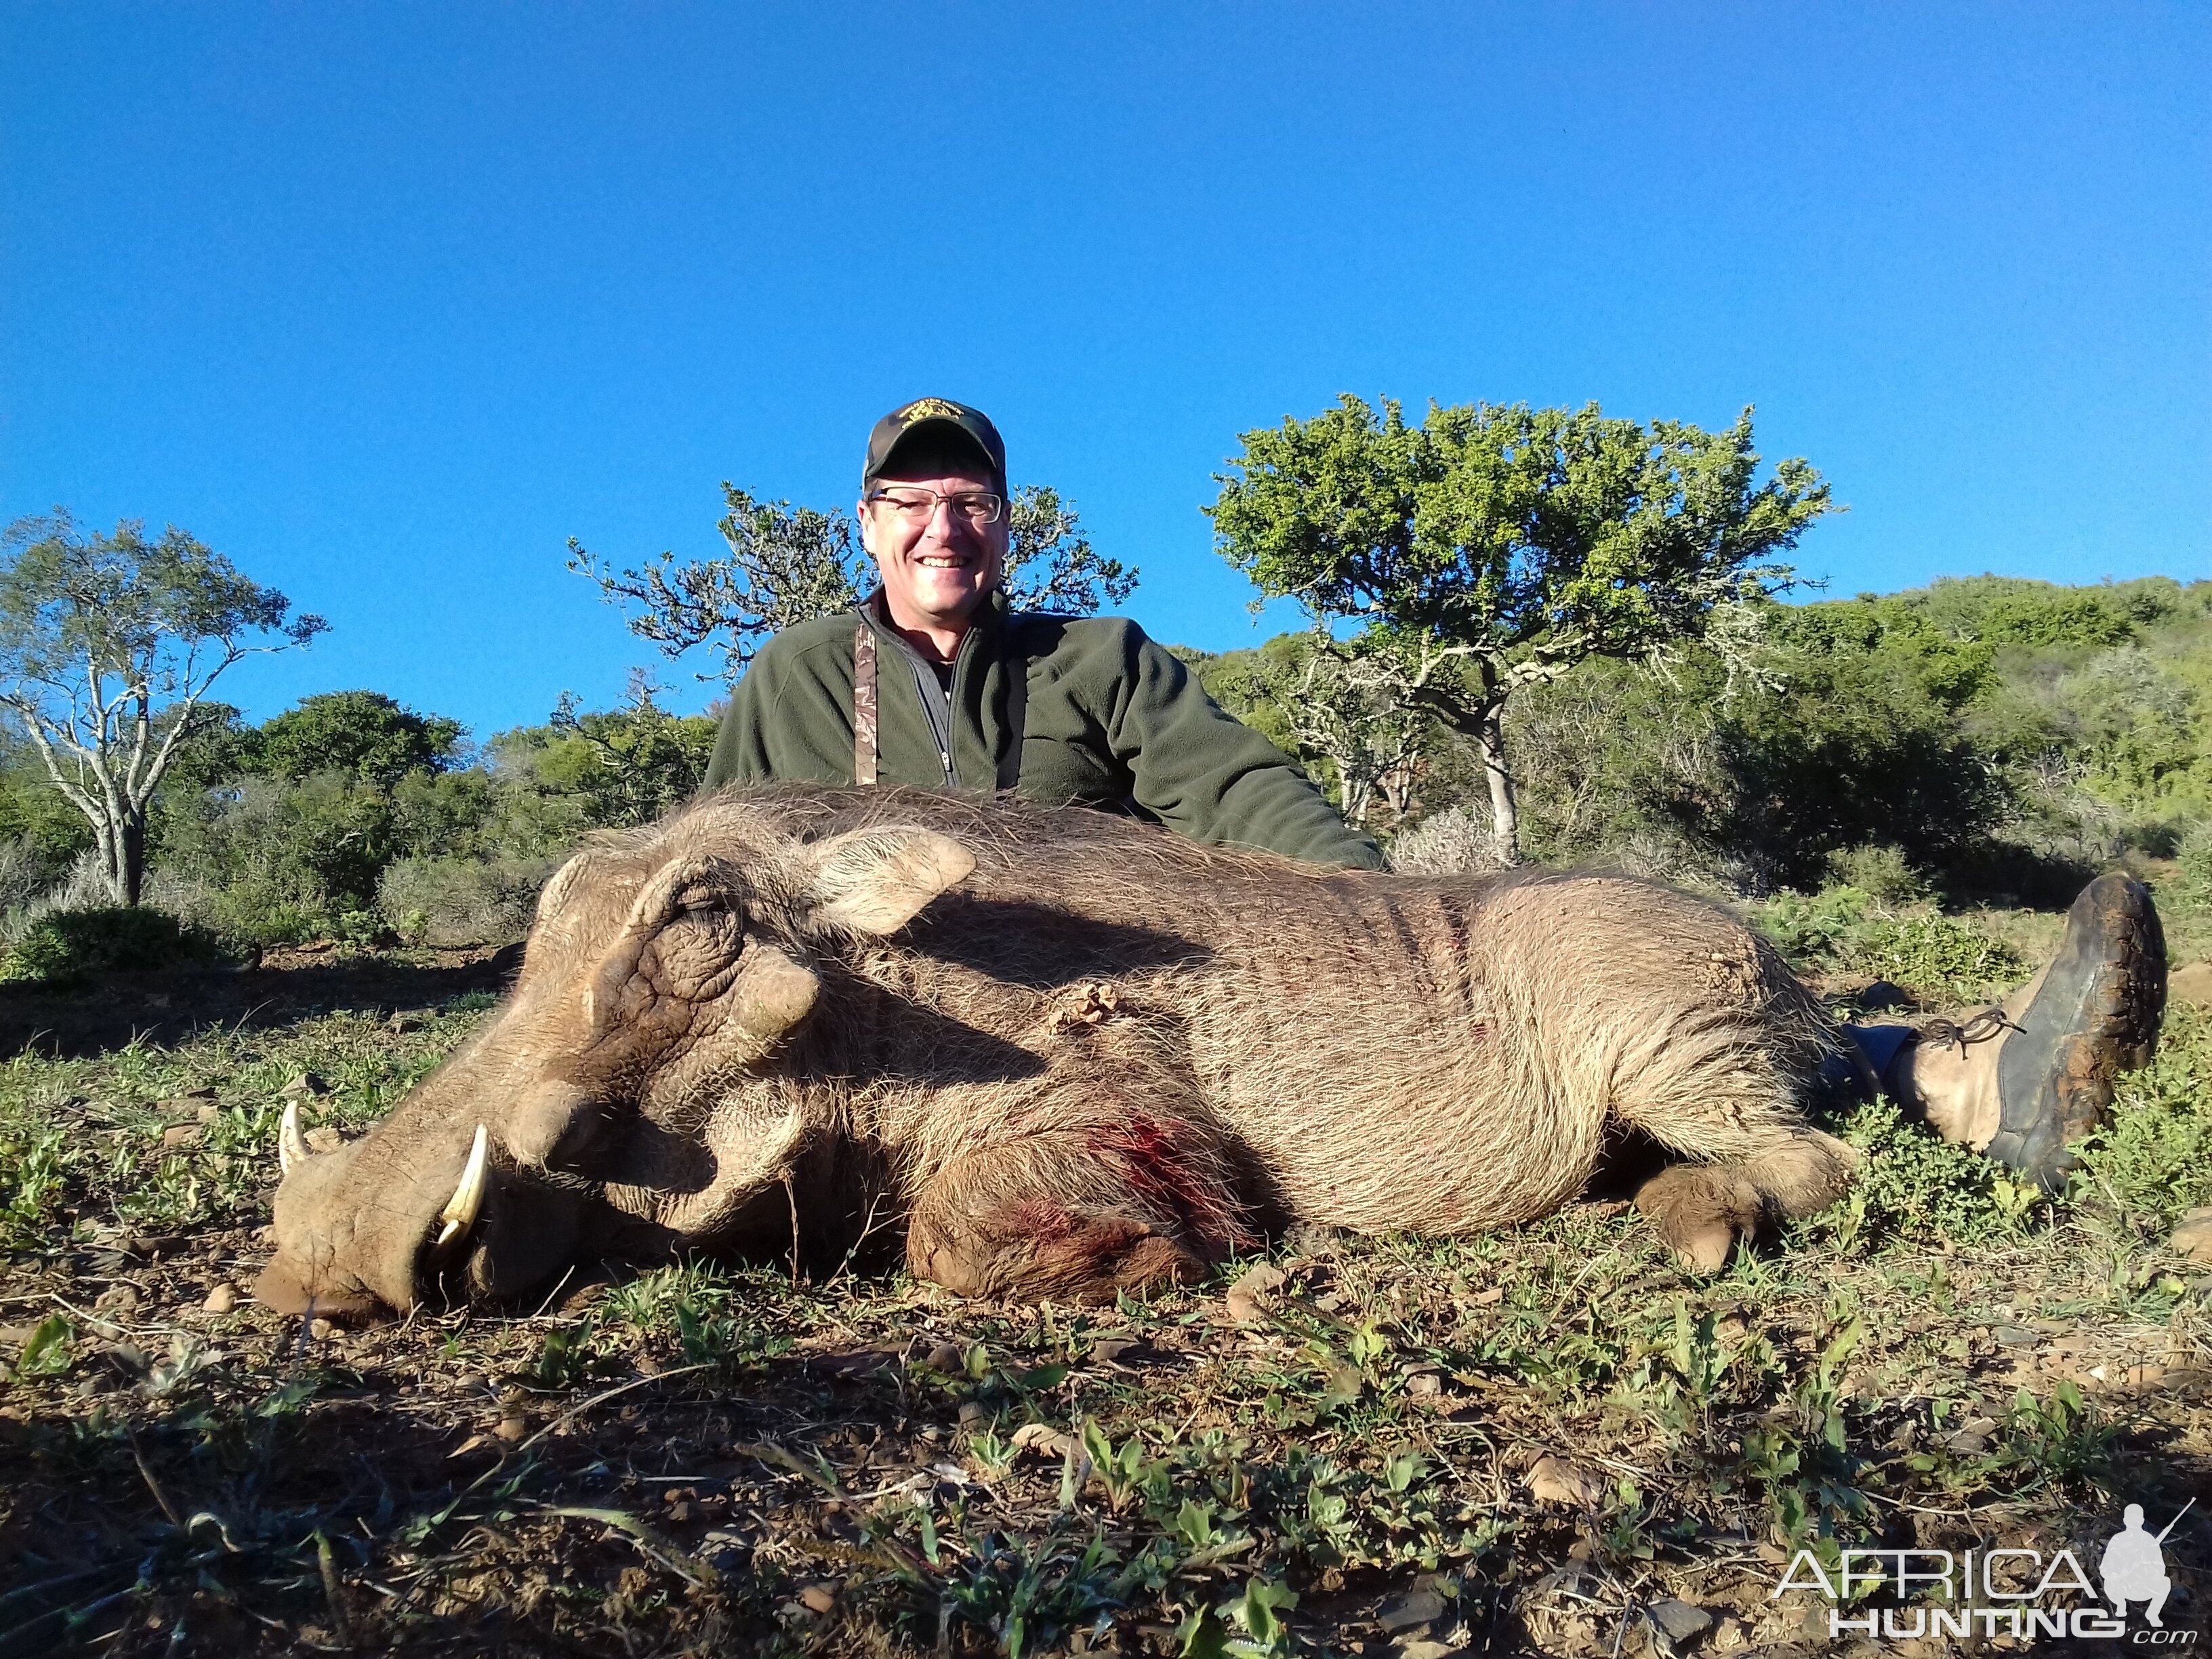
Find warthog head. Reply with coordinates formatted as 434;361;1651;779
253;804;976;1319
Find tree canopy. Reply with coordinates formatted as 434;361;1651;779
252;691;465;785
1209;396;1835;859
572;480;1136;684
0;512;326;904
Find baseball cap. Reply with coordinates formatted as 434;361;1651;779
862;398;1007;495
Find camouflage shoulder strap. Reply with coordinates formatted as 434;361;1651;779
996;615;1027;792
852;620;878;787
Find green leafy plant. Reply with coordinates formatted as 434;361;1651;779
0;904;237;983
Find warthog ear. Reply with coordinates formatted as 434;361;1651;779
790;827;977;937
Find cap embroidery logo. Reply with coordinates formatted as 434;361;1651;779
901;398;964;424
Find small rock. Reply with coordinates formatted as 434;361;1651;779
1991;1324;2040;1347
1090;1336;1139;1364
798;1582;838;1614
159;1124;202;1150
1223;1261;1286;1324
1397;1643;1458;1659
1010;1422;1072;1459
1649;1599;1713;1643
454;1372;493;1397
102;1343;150;1376
308;1317;340;1341
2167;960;2212;1008
1525;1454;1603;1507
1376;1586;1447;1631
201;1283;238;1314
699;1527;748;1573
1942;1414;1998;1454
924;1340;964;1372
2170;1208;2212;1265
1404;1372;1442;1398
1710;1616;1748;1652
493;1412;528;1442
957;1401;987;1427
94;1284;140;1315
161;1090;217;1112
194;1101;221;1124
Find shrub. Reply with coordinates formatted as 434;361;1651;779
0;905;238;985
1385;805;1509;876
1852;913;2025;1004
1822;843;1933;906
1755;884;2024;1004
1799;1096;2036;1252
377;854;559;947
2177;823;2212;909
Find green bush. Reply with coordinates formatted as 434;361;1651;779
2177;823;2212;908
1852;913;2025;1003
1822;843;1932;906
0;905;238;985
1754;885;1876;967
377;853;558;947
1755;885;2024;1003
1798;1096;2038;1252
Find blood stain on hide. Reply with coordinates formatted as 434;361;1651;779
1097;1113;1250;1255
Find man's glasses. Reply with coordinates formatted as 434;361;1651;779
866;486;1006;527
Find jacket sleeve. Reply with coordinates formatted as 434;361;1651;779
702;670;769;790
1101;624;1383;869
701;630;855;790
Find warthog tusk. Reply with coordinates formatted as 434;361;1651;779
432;1124;491;1255
279;1101;310;1175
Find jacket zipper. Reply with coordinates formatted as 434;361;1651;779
868;612;967;788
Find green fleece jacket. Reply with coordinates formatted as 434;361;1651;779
703;593;1382;869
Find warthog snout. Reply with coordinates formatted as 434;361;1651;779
252;808;979;1319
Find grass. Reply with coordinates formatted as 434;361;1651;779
0;907;2207;1655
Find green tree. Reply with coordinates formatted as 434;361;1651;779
251;690;464;785
0;512;326;904
570;481;1135;684
1209;396;1832;861
497;671;720;830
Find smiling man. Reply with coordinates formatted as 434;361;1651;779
701;396;1383;867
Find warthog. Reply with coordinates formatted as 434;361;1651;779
256;785;1857;1317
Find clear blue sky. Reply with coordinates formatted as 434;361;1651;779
3;4;2206;738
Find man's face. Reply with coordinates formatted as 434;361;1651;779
859;447;1008;640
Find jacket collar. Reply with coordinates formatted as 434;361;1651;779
857;588;1010;663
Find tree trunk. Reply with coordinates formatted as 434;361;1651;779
96;817;129;906
1477;703;1519;865
120;808;146;907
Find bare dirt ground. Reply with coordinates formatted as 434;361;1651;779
1;938;2209;1656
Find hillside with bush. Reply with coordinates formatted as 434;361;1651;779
0;573;2203;987
1193;573;2212;904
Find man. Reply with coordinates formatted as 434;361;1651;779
705;397;2167;1193
706;396;1377;868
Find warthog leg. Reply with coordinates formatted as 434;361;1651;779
1631;1130;1859;1271
905;1113;1244;1303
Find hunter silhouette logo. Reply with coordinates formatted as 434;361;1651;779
2103;1500;2190;1630
1770;1497;2196;1643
